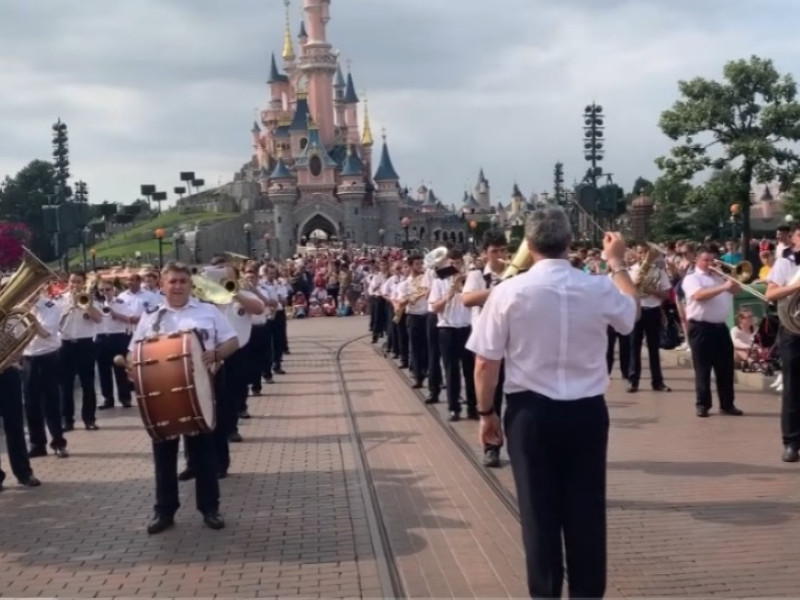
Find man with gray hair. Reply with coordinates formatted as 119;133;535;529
467;207;639;598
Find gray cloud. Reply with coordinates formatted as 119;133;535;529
0;0;798;208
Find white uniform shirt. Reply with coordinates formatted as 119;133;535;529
128;297;237;352
462;265;502;322
466;259;637;400
428;276;471;328
767;255;800;288
119;289;162;319
57;293;100;341
252;284;276;324
222;291;262;347
96;296;135;335
368;272;387;297
630;264;671;309
681;268;734;323
24;297;62;357
381;275;402;301
398;274;428;315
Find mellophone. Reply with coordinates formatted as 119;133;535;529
115;329;216;442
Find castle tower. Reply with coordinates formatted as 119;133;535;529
338;145;367;244
374;132;401;246
511;183;523;215
281;0;296;74
361;98;374;175
474;168;491;209
334;62;347;129
300;0;337;147
268;152;297;259
343;71;360;146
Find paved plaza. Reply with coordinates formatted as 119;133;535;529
0;316;798;598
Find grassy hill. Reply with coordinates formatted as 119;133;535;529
69;209;237;266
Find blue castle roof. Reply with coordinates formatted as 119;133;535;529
343;72;359;104
268;53;289;84
374;140;399;181
341;146;364;176
270;158;292;179
289;97;310;131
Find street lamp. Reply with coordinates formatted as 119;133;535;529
378;228;385;248
154;228;166;267
134;250;142;265
81;226;91;271
90;248;96;272
243;222;253;258
401;216;411;246
172;231;184;261
263;232;271;258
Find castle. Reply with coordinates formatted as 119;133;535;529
248;0;500;256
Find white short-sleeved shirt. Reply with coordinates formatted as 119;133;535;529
24;296;62;356
461;265;502;321
466;259;637;400
767;256;799;287
56;293;100;341
222;291;263;347
128;297;237;353
428;276;471;328
630;264;671;308
97;296;136;335
681;268;733;323
368;273;387;296
398;274;428;315
252;284;277;324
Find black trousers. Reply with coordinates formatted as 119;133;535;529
779;328;800;448
426;313;442;396
95;332;132;406
273;310;288;361
606;326;631;379
505;391;609;599
0;367;35;484
484;360;506;452
248;324;270;391
369;296;386;339
153;432;219;517
392;312;409;363
406;313;428;384
385;303;399;355
688;320;735;410
59;338;97;426
629;306;665;387
22;351;66;450
439;327;476;414
226;347;249;434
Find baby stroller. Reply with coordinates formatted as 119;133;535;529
742;310;781;376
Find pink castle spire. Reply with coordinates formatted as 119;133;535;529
301;0;336;146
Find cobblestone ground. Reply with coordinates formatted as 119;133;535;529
2;316;798;597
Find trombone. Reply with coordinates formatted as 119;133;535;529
708;259;769;303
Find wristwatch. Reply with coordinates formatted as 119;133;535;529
476;408;495;416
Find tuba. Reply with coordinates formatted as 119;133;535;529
501;241;534;280
393;273;425;323
635;245;662;296
424;247;448;270
0;247;58;372
777;268;800;335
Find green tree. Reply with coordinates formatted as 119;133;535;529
631;177;654;197
0;160;58;259
657;55;800;253
648;176;693;240
782;186;800;221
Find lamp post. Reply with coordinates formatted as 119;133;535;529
378;228;385;249
173;231;184;261
469;220;478;252
90;248;96;272
81;227;90;271
243;222;253;258
729;203;742;249
134;250;142;265
155;228;166;267
263;232;271;258
401;216;411;247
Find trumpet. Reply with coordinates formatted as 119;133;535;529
191;274;235;305
75;292;93;310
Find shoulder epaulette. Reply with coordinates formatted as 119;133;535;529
145;304;161;314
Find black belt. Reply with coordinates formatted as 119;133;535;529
688;319;726;326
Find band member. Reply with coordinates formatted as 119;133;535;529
766;224;800;462
22;289;68;458
424;259;443;408
95;280;135;409
126;261;238;534
118;271;162;317
628;243;672;393
462;230;507;467
272;267;290;373
398;255;429;387
57;270;102;431
428;249;475;421
681;247;743;418
382;261;406;363
467;208;638;598
0;361;42;489
247;268;277;396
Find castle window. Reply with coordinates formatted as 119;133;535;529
300;137;308;150
309;155;322;177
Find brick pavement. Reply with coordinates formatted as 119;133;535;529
389;337;800;596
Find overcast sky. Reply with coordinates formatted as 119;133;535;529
1;0;798;209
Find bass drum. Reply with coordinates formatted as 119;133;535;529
130;329;215;442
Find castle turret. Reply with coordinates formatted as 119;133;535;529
374;132;401;245
361;97;374;175
268;152;297;259
474;167;491;209
334;62;347;129
343;71;360;146
300;0;336;146
281;0;296;72
338;145;366;244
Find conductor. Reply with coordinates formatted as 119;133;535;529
467;207;639;598
125;262;239;534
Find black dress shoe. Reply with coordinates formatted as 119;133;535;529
653;384;672;392
274;367;286;375
424;396;439;404
228;432;243;443
239;410;251;419
448;412;460;422
399;363;409;369
720;406;744;416
782;446;799;462
63;422;74;432
411;381;423;389
203;512;225;530
483;447;501;468
28;446;47;458
466;410;479;421
120;401;133;408
147;514;175;535
54;447;69;458
217;471;228;479
20;476;41;487
85;423;99;431
178;468;195;481
98;403;114;410
696;407;710;417
627;383;638;393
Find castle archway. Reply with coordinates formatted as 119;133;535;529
299;212;339;243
